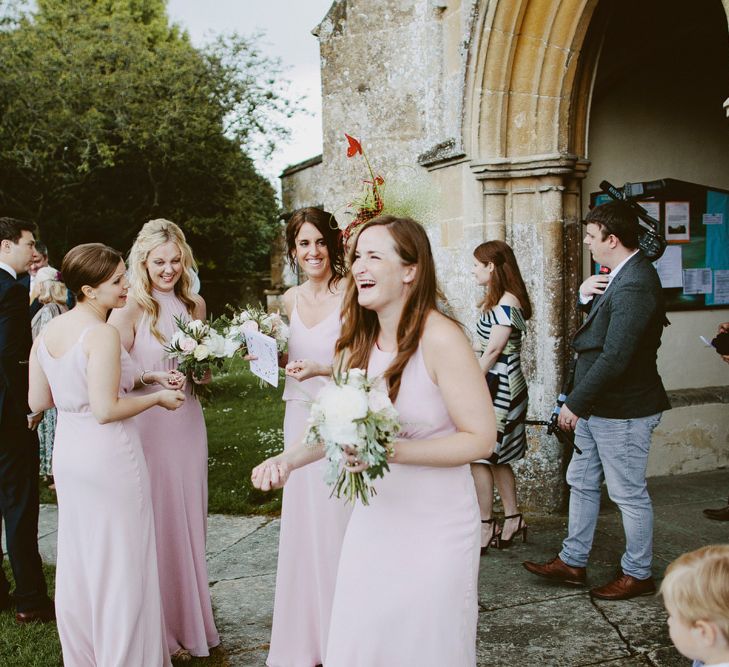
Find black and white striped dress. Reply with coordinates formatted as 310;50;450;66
475;304;528;465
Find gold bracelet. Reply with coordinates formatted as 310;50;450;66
140;370;153;386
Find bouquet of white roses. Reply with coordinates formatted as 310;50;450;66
223;305;289;356
304;368;401;505
164;316;237;397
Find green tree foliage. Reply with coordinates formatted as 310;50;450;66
0;0;291;275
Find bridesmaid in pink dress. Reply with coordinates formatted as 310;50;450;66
253;216;496;666
109;219;219;660
267;207;351;667
29;243;185;666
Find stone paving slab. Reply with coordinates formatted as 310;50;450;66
646;646;688;667
206;514;268;559
210;575;274;666
477;593;631;665
207;519;279;583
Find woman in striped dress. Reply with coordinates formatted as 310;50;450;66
471;240;532;552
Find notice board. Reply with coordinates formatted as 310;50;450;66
591;179;729;311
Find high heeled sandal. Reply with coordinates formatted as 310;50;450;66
497;513;528;549
480;518;501;555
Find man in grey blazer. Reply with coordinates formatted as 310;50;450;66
524;200;671;600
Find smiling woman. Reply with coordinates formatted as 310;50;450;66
264;207;350;667
108;219;220;660
253;215;496;666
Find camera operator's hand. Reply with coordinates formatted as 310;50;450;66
579;274;609;300
558;404;580;432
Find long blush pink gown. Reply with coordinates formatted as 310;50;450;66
38;326;169;667
325;345;481;666
266;293;352;667
129;288;219;657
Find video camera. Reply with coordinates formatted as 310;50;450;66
598;180;667;261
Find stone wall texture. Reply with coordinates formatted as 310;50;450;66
281;0;729;511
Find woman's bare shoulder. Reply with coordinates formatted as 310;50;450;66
498;291;521;308
422;310;467;348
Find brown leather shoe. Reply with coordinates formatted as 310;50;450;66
703;505;729;521
590;573;656;600
522;556;586;586
15;605;56;624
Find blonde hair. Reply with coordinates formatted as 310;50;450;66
127;219;198;342
660;544;729;640
30;266;67;305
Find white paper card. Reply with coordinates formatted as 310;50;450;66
653;245;683;288
713;270;729;305
682;268;712;295
703;213;724;225
638;201;660;221
244;330;279;387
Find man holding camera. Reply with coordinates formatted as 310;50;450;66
524;200;670;600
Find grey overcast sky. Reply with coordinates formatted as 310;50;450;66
166;0;334;186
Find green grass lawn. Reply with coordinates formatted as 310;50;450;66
0;565;61;667
40;358;286;514
205;359;285;515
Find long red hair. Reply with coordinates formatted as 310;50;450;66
335;216;444;401
474;240;532;319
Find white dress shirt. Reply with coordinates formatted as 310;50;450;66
0;260;17;279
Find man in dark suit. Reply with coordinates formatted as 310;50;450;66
0;216;54;622
524;201;671;601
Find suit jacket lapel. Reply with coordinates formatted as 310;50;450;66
575;289;607;335
575;254;642;335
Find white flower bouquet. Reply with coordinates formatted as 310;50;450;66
164;316;237;397
304;368;401;505
222;305;289;356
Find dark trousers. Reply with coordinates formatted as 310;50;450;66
0;417;50;612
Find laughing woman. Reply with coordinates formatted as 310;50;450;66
253;216;495;666
266;207;351;667
109;219;219;660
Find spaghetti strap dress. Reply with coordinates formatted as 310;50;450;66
325;344;481;666
128;288;219;657
266;290;352;667
38;326;169;667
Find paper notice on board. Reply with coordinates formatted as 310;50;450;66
713;270;729;305
682;268;712;295
653;245;683;288
244;330;280;387
665;201;691;242
638;201;660;221
702;213;724;225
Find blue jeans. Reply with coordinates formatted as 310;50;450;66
559;413;662;580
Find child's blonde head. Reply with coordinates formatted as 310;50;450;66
660;544;729;639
